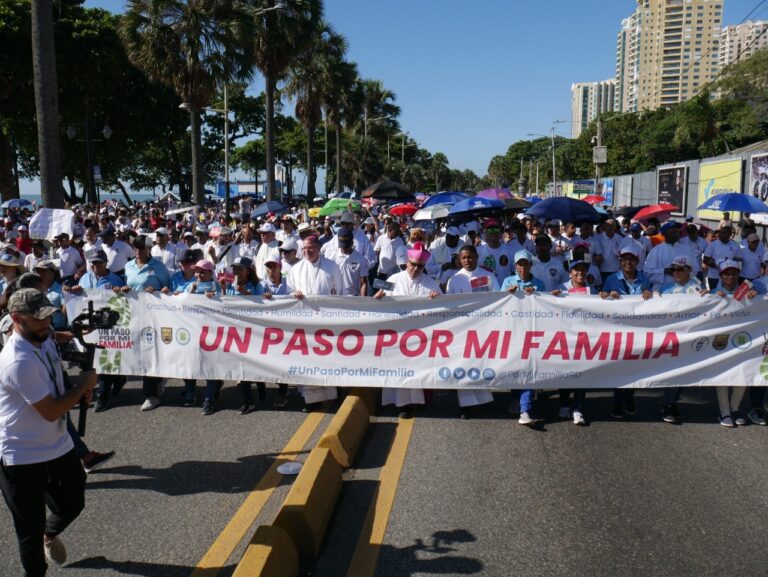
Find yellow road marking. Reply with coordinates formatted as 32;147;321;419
190;412;325;577
345;417;415;577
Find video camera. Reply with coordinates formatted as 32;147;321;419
63;301;119;436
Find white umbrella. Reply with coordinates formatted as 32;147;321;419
165;205;198;216
413;204;450;221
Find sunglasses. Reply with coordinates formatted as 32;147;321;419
408;262;425;269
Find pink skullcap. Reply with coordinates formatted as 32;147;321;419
407;242;430;264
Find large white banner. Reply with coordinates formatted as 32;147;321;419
65;291;768;389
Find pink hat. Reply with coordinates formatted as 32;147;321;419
406;242;430;265
194;259;214;272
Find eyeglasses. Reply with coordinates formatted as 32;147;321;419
407;262;425;269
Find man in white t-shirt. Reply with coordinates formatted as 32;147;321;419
476;219;513;284
54;233;85;285
374;222;405;279
703;225;743;289
0;289;97;575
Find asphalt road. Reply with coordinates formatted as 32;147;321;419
2;384;768;577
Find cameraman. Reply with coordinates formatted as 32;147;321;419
0;289;98;576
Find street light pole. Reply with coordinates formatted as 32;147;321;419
551;126;557;196
84;96;96;204
224;85;230;221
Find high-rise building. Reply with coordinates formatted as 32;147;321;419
570;80;617;138
615;0;723;111
616;11;642;112
719;20;768;67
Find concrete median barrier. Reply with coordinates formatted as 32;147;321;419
317;395;370;468
273;447;343;558
349;387;379;416
231;525;298;577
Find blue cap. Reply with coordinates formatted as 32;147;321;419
569;260;589;271
660;220;681;233
630;223;642;232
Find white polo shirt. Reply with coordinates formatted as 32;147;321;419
0;333;73;465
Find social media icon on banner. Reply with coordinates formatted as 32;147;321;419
467;368;481;381
453;368;466;380
438;367;452;381
482;369;496;380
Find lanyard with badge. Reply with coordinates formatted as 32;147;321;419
33;348;63;401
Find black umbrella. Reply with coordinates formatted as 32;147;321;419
614;205;648;219
361;180;415;202
503;197;532;211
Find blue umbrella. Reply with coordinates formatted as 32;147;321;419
250;200;288;220
449;196;505;219
1;198;33;209
422;191;471;208
697;192;768;213
525;197;601;223
525;195;543;205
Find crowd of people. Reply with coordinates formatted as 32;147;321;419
1;194;767;575
0;198;766;426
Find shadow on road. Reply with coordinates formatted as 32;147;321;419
67;555;235;577
380;388;725;426
84;452;306;495
374;529;483;575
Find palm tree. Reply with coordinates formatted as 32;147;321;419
324;59;357;195
121;0;254;205
252;0;321;200
285;21;346;200
31;0;64;208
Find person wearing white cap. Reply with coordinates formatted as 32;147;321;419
600;245;652;299
321;211;376;270
708;259;758;427
598;246;653;419
644;221;698;291
446;245;498;418
150;227;182;274
425;226;461;280
98;228;133;278
279;239;301;275
703;225;742;290
740;233;764;281
54;233;85;285
287;235;343;408
254;222;280;280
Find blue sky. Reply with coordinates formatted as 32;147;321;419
22;0;766;195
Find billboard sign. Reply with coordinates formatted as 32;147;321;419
657;166;687;215
597;178;614;206
697;159;743;221
749;153;768;224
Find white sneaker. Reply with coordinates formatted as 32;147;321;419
572;410;586;426
141;397;160;412
157;380;166;398
558;406;571;419
518;412;534;426
734;414;747;426
44;535;66;565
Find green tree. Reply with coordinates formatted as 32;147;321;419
121;0;255;204
252;0;321;200
284;20;345;201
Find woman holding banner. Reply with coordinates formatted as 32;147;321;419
374;242;441;418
